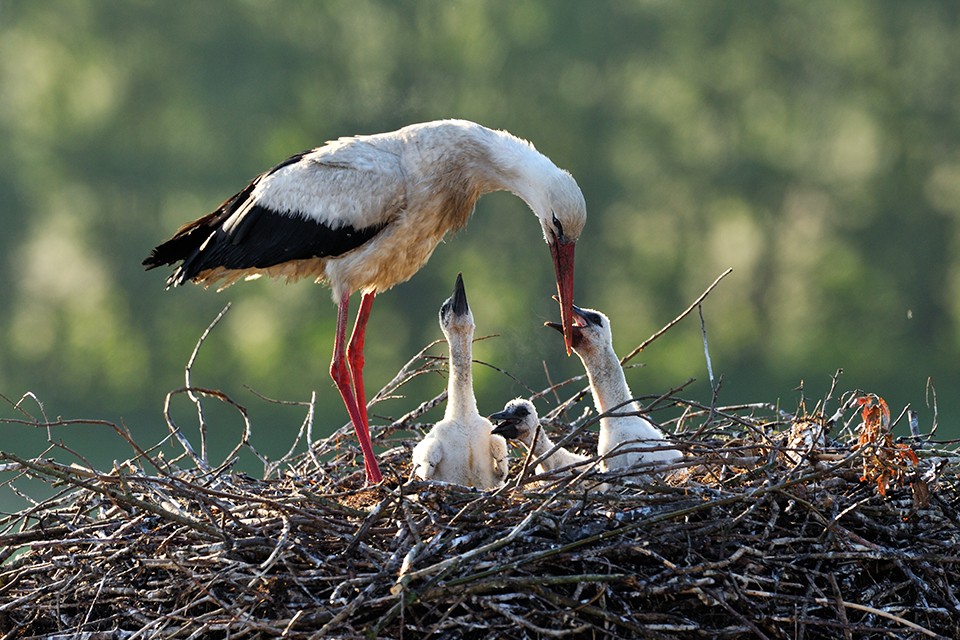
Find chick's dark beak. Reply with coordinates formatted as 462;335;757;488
451;272;469;316
489;410;521;439
545;301;587;348
491;422;519;439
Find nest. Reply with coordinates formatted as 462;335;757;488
1;295;959;639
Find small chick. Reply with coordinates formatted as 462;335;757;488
490;398;595;479
412;274;508;488
547;305;682;472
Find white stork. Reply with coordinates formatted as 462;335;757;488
490;398;595;481
143;119;586;484
411;274;508;489
546;306;681;472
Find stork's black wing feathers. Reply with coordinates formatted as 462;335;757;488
143;150;308;271
141;180;258;271
178;204;386;280
143;150;388;286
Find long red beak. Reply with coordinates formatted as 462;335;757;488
549;239;576;355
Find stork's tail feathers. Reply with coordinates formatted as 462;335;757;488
142;227;209;287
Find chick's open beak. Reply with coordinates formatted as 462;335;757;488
489;408;521;439
545;300;587;349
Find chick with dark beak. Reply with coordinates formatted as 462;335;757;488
489;398;595;482
411;273;508;488
545;305;682;472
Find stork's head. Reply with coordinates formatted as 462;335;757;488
439;272;474;339
489;398;541;447
545;303;612;360
536;171;585;357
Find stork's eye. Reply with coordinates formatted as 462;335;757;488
551;212;565;240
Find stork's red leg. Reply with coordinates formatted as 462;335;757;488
347;291;379;481
330;292;383;484
347;291;375;432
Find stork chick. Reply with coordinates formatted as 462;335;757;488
490;399;594;479
547;306;681;471
412;274;508;489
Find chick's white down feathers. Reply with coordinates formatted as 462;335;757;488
490;398;594;479
556;306;682;472
412;275;507;489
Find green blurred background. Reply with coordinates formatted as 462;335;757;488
2;1;958;507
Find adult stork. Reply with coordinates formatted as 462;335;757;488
547;306;681;472
143;119;586;484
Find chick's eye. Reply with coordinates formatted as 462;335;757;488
585;311;604;327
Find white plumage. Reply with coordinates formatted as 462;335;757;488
490;398;596;480
548;306;682;472
412;274;508;489
145;119;586;484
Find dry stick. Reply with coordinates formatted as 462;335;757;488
185;302;232;467
367;339;444;412
703;586;772;640
392;507;541;592
161;387;215;470
824;368;843;409
247;513;292;588
473;356;539;397
5;302;956;638
0;452;223;539
318;340;443;452
699;303;721;425
0;391;48;424
511;421;546;490
536;586;670;635
444;452;862;590
926;376;940;439
541;360;562;408
244;389;319;478
178;385;270;476
623;268;734;366
484;598;592;637
0;415;169;476
741;589;949;639
388;391;446;434
533;372;589;408
206;389;271;475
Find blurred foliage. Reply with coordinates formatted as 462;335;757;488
1;0;959;493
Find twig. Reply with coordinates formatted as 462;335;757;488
621;267;733;366
742;589;949;639
185;303;232;467
926;376;939;439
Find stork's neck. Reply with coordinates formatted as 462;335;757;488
445;330;478;418
527;428;558;459
479;129;558;211
400;121;560;222
579;346;637;416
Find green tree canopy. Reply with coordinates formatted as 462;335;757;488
1;1;957;485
